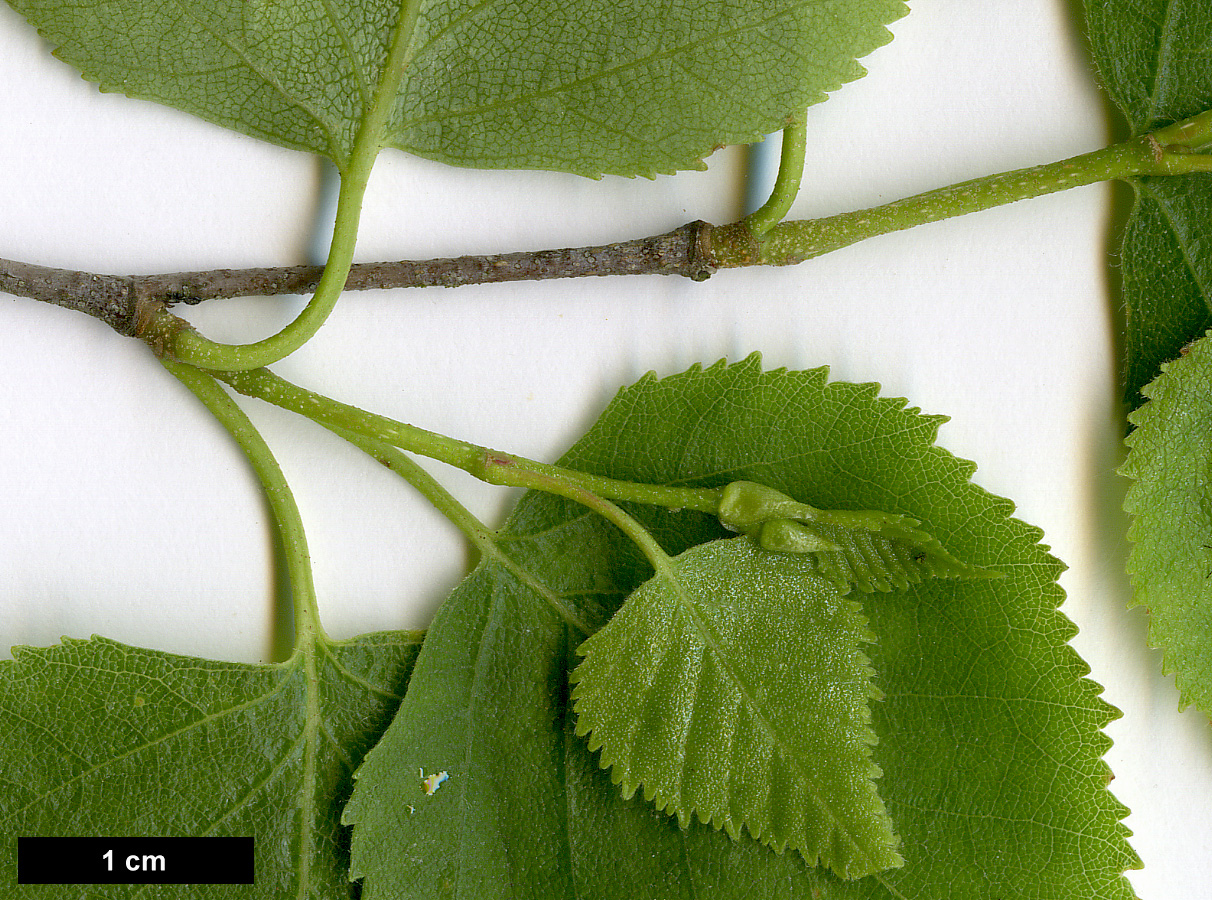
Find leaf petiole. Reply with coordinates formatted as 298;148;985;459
212;365;694;585
161;359;326;653
711;109;1212;268
489;463;675;576
164;170;374;372
214;366;726;516
322;423;499;560
743;113;808;238
156;0;427;373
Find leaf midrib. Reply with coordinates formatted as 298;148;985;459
456;579;503;900
1136;179;1212;314
317;0;375;107
394;2;815;133
296;640;324;899
482;537;594;634
1143;0;1182;131
652;554;870;857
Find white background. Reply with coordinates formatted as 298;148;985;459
0;1;1207;894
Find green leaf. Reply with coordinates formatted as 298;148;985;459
346;357;1139;899
0;631;421;898
6;0;906;178
1086;0;1212;404
1122;329;1212;715
1120;176;1212;406
570;535;900;879
1086;0;1212;137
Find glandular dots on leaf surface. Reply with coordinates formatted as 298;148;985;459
570;536;902;880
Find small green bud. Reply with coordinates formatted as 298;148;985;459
718;481;819;532
811;508;916;533
758;519;841;555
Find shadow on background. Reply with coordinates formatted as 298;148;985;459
1062;0;1212;761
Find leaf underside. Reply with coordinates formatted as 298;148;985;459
1120;176;1212;406
1122;330;1212;717
0;632;420;899
1086;0;1212;405
1086;0;1212;140
571;536;901;879
345;357;1138;899
1090;0;1212;729
8;0;907;177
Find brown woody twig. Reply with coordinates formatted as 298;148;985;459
1;221;717;337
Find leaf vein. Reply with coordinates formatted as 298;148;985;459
1143;0;1182;129
0;669;298;829
1138;179;1212;313
454;578;502;900
659;565;861;853
395;4;809;134
318;0;374;107
317;641;404;700
166;0;344;163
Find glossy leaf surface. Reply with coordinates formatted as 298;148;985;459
346;357;1138;899
6;0;906;177
0;632;421;898
571;536;900;879
1123;330;1212;716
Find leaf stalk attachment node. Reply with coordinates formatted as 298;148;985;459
743;114;809;239
135;302;193;359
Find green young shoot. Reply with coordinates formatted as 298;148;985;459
208;367;993;597
710;112;1212;269
213;366;725;514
